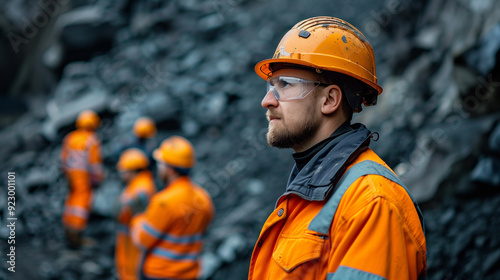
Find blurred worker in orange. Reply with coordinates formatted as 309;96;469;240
115;117;158;167
249;17;426;279
115;148;157;280
131;136;214;280
60;110;103;247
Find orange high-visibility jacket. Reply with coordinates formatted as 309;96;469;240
60;129;103;231
116;170;156;280
131;176;214;280
249;124;427;280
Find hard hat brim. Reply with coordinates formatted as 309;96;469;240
153;148;162;162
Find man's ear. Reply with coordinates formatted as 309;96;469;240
320;85;342;115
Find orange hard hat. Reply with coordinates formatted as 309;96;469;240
255;16;383;95
117;148;150;171
133;117;157;139
153;136;195;169
76;110;100;130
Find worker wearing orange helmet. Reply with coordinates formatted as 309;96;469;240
60;110;103;247
249;17;427;280
115;117;158;167
115;148;156;280
130;136;214;280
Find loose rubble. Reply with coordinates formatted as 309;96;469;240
1;0;500;279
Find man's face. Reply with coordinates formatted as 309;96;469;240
261;68;322;150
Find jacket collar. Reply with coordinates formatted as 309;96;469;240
284;123;372;201
161;175;191;191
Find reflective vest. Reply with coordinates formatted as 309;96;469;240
61;129;103;231
61;129;103;183
249;148;427;280
116;170;156;280
131;176;214;280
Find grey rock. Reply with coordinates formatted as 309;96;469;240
451;233;472;256
465;24;500;76
20;120;46;151
0;127;21;163
8;150;37;170
439;207;455;226
42;41;64;70
42;88;109;140
45;5;118;69
216;233;247;263
137;91;182;123
396;116;497;202
245;178;265;196
96;254;114;271
475;235;487;248
197;92;227;123
5;0;500;279
453;64;480;95
414;25;441;49
470;156;500;186
198;13;225;32
180;51;205;72
92;179;122;217
220;198;261;226
200;251;222;279
182;119;201;137
489;122;500;152
429;56;460;121
24;167;53;191
482;249;500;275
215;58;233;76
169;76;196;97
81;260;102;275
39;260;58;279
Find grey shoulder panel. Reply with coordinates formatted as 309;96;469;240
327;265;387;280
308;160;425;235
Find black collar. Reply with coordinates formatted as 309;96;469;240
292;121;353;171
284;123;372;201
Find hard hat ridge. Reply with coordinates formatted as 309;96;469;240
153;136;195;169
117;148;150;171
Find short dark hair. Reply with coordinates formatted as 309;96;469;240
318;70;356;123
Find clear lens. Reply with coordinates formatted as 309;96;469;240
266;76;321;101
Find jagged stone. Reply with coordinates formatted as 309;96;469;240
489;121;500;152
3;0;500;280
92;179;123;218
470;156;500;186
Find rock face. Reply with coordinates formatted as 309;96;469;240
1;0;500;279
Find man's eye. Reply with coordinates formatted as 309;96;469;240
277;80;290;88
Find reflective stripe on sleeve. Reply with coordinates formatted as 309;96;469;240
63;150;89;170
143;222;203;244
151;247;200;261
64;206;89;219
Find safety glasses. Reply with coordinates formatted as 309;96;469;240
266;76;328;101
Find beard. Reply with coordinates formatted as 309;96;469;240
266;113;320;149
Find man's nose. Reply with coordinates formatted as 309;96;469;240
261;89;279;108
